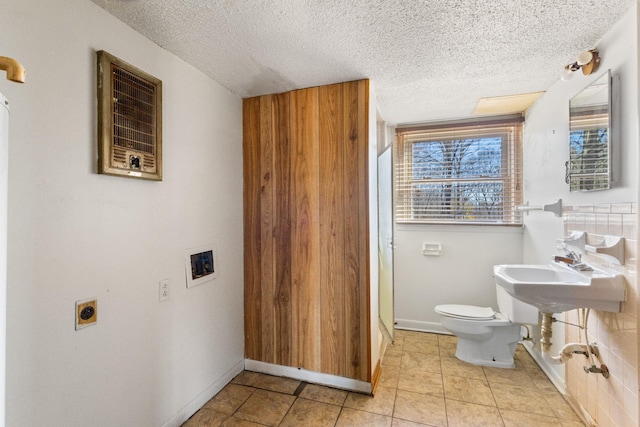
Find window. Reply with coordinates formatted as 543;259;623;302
394;116;523;225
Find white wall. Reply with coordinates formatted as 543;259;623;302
524;6;638;251
1;1;244;426
394;5;637;342
394;224;523;332
0;93;9;427
522;5;637;386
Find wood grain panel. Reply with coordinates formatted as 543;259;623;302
342;81;361;380
318;83;346;376
371;359;382;395
273;92;292;366
356;80;371;381
243;80;370;381
259;95;275;363
343;80;370;381
290;87;321;371
243;96;262;361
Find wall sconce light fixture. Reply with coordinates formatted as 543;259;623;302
561;49;600;81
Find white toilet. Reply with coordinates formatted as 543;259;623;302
435;286;538;368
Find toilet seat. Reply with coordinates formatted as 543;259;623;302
435;304;496;321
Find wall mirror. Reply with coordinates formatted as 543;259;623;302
567;69;620;191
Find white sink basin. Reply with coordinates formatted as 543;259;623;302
493;262;625;313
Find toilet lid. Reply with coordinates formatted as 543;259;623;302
435;304;496;320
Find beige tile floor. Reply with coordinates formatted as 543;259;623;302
183;330;586;427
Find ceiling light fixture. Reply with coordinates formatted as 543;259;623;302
561;49;601;81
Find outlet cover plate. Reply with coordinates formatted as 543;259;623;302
75;298;97;330
159;279;170;302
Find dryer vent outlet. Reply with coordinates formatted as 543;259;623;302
75;298;97;330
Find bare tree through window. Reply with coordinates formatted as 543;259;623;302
395;117;522;225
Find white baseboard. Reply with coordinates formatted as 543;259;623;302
244;359;372;394
161;358;245;427
394;318;449;334
397;321;565;391
521;341;599;425
397;320;566;390
521;340;566;394
398;320;574;416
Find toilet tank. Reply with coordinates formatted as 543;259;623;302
496;285;539;324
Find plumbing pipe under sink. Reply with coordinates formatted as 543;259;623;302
540;313;588;363
540;312;609;377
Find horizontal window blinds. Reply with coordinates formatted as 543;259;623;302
395;117;523;225
569;108;609;190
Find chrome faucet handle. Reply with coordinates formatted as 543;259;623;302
566;249;581;261
556;242;581;261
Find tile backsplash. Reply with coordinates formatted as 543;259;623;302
562;203;638;427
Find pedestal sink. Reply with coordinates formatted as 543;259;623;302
493;262;625;313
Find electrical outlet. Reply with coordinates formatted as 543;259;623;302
75;298;97;330
159;279;170;302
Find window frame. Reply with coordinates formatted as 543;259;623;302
394;116;523;226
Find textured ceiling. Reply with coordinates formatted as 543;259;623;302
89;0;635;124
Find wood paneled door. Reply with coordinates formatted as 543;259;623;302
243;80;371;382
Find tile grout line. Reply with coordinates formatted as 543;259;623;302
228;384;257;425
275;392;297;427
186;332;587;426
292;381;308;397
389;334;404;425
484;366;505;427
439;338;451;427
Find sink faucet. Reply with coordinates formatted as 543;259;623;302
556;242;580;261
555;243;592;271
565;248;581;262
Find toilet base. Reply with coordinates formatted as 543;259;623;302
454;323;521;368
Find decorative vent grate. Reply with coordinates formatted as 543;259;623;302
97;50;162;180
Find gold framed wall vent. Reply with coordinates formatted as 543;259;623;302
97;50;162;180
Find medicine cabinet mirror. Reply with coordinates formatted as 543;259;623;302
567;69;620;191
